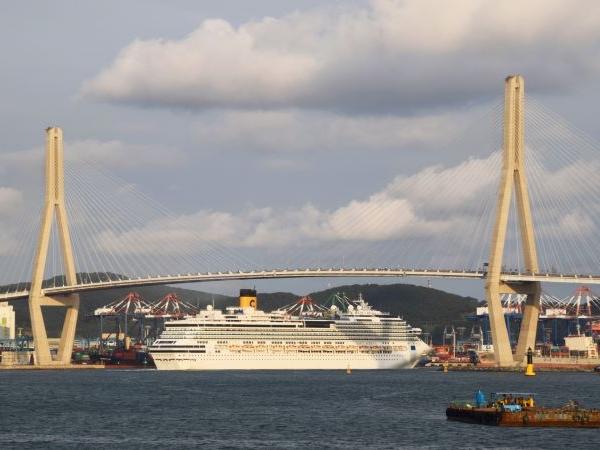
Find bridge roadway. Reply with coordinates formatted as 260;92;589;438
2;268;600;302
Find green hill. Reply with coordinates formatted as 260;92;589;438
256;284;479;341
8;283;479;342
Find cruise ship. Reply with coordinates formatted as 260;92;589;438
149;289;430;370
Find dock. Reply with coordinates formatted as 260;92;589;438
0;364;105;370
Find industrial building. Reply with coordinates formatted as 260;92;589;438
470;287;600;351
0;302;15;340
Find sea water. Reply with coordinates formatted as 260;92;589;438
1;369;599;449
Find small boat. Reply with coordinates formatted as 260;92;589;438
446;391;600;428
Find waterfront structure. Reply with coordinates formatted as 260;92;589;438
564;335;598;358
485;75;541;367
149;294;429;370
94;292;153;347
28;128;80;366
0;302;15;340
471;289;600;347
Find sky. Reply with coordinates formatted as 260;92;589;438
1;0;600;300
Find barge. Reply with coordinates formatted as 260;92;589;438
447;391;600;428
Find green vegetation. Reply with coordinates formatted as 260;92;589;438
258;284;479;342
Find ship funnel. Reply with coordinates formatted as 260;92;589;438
239;289;257;309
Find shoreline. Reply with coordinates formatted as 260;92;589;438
1;363;598;372
427;362;599;373
0;364;105;370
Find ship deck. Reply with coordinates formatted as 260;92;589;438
447;406;600;428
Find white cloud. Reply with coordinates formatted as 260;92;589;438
68;139;186;168
192;109;466;154
0;187;23;215
0;187;25;258
383;154;502;214
0;139;186;171
81;0;600;113
90;152;501;256
260;157;309;171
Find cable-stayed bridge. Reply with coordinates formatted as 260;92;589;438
6;269;600;302
3;75;600;367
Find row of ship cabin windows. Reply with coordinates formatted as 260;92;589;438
164;330;411;335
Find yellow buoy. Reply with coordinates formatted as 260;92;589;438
525;364;535;376
346;364;351;374
443;362;449;373
524;347;536;376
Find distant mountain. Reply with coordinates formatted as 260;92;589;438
8;282;479;342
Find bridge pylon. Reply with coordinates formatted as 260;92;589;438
28;127;80;366
485;75;541;367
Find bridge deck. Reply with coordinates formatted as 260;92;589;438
2;268;600;301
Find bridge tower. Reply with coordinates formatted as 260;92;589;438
485;75;541;367
28;127;80;366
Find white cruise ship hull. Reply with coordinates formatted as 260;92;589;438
152;349;425;370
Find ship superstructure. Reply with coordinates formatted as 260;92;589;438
149;290;429;370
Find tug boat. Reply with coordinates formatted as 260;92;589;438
446;391;600;428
